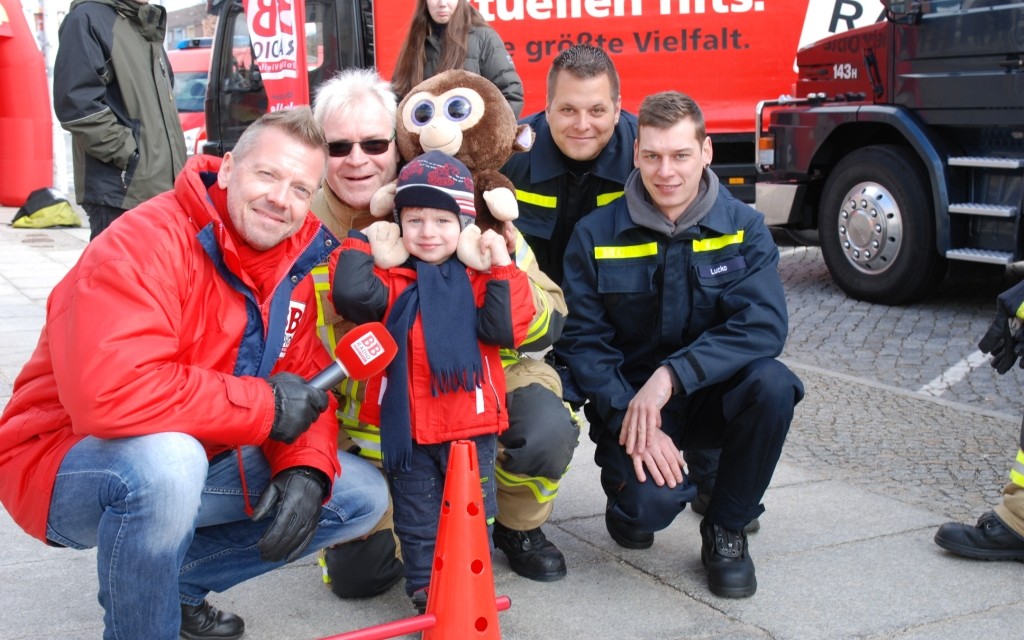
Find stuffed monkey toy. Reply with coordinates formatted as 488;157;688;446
366;69;534;270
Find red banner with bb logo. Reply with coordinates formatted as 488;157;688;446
242;0;308;111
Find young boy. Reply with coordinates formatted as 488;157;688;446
331;150;535;611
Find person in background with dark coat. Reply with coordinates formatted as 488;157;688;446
54;0;187;240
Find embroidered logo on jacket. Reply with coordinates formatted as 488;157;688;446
280;300;307;357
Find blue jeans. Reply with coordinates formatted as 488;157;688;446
45;433;388;640
388;435;497;597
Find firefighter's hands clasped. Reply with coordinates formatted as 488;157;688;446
620;365;675;455
620;366;686;487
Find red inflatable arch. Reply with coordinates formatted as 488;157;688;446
0;0;52;206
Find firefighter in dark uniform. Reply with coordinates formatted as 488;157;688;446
501;45;637;286
501;43;735;533
555;91;803;598
492;44;635;579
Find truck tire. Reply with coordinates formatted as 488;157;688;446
818;144;946;305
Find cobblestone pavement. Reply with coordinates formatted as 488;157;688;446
775;238;1024;526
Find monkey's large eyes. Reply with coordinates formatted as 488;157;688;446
444;96;472;122
411;100;435;126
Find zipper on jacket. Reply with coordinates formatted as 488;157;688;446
159;54;172;103
483;355;502;419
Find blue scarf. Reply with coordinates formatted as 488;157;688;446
380;257;483;471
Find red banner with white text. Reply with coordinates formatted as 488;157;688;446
242;0;308;111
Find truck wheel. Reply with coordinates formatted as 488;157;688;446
818;144;945;304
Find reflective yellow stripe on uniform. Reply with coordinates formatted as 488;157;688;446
514;234;553;347
595;191;624;207
311;265;338;350
516;190;556;208
499;348;520;369
594;242;659;260
495;465;561;503
344;425;383;460
1010;449;1024;487
693;230;744;252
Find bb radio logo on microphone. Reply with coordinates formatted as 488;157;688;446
351;330;386;364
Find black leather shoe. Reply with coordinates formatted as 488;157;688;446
935;511;1024;561
493;521;568;581
180;601;245;640
692;490;761;534
700;518;756;598
605;511;654;549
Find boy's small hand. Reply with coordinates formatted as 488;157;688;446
457;224;490;271
480;229;512;267
362;221;408;268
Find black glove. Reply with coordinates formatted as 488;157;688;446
267;373;330;443
251;466;329;563
978;310;1023;374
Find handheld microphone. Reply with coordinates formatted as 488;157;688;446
306;322;398;390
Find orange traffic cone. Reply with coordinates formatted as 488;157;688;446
422;440;503;639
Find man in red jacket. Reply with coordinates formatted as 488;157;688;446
0;108;388;640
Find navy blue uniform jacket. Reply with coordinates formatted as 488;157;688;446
555;184;789;434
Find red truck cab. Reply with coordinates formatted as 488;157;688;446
167;37;213;155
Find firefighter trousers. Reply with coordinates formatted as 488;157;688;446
496;356;581;531
591;358;803;533
994;415;1024;537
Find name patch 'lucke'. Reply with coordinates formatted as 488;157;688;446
697;256;746;279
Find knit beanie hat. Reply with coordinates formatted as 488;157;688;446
394;150;476;230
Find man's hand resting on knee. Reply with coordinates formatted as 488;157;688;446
620;366;675;455
251;466;329;563
627;428;685;488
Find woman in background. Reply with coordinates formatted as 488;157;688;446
392;0;524;117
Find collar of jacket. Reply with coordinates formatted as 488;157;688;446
525;110;637;184
312;182;375;241
71;0;167;41
613;168;734;240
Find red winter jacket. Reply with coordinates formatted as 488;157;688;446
0;155;340;543
331;235;534;444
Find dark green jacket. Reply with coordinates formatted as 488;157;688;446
55;0;186;209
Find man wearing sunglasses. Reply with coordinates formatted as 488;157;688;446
307;69;407;601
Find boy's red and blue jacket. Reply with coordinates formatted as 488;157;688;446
330;232;535;445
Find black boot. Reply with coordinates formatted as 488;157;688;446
700;518;756;598
180;601;245;640
934;511;1024;560
493;521;567;581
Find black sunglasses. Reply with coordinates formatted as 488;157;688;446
327;136;394;158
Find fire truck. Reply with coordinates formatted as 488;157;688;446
756;0;1024;304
